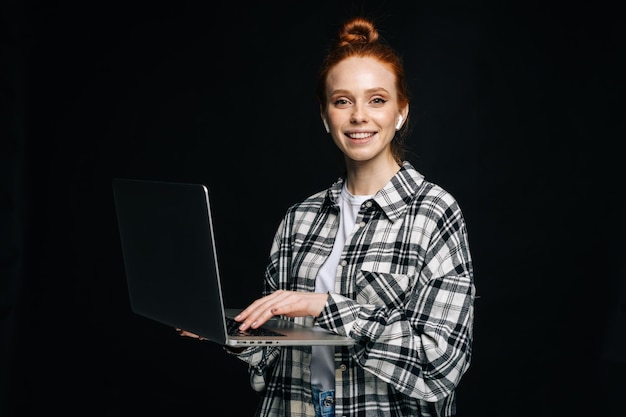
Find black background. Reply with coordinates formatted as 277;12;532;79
2;1;624;416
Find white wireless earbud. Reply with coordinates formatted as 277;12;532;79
396;116;403;130
323;119;330;133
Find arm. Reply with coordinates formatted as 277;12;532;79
317;196;475;402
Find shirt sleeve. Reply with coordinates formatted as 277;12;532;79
317;198;475;402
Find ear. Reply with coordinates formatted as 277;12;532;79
320;106;329;133
396;105;409;131
395;116;403;130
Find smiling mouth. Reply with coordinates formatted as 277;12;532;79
347;132;376;139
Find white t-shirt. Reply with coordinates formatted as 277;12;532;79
311;184;372;390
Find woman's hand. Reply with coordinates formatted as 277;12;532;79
176;328;207;340
234;290;329;331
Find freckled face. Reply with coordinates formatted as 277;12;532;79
324;56;404;164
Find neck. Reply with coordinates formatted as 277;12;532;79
344;157;401;196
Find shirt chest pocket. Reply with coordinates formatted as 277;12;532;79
355;270;412;309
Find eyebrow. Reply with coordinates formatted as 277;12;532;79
330;87;391;96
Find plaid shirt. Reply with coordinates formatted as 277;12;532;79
231;161;475;417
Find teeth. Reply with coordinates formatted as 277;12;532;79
348;132;374;139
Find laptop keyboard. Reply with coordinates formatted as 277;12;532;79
226;317;286;337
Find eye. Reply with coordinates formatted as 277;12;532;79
370;97;387;106
333;98;351;108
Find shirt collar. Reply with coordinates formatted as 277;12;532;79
323;161;425;223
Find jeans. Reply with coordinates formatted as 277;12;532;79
312;387;335;417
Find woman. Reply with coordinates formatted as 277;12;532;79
185;16;475;417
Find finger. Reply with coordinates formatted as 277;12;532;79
239;307;275;330
236;291;288;322
239;293;293;329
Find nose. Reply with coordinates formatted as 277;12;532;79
350;104;366;124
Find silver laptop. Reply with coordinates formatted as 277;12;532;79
112;178;355;347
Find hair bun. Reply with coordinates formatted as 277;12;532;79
338;17;379;47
